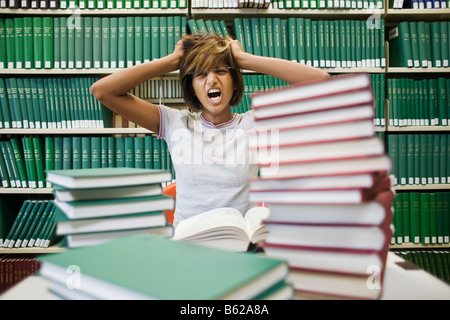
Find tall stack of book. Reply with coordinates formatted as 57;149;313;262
249;73;393;300
46;167;175;248
39;233;293;300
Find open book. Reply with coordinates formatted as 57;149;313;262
172;206;271;252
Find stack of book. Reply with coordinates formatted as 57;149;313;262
249;73;393;300
39;233;293;300
47;167;175;248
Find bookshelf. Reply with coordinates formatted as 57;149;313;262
0;1;449;256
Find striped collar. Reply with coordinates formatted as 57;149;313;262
200;113;237;128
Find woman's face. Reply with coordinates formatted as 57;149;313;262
191;65;235;120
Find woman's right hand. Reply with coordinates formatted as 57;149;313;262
172;39;185;68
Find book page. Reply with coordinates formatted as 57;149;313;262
172;207;249;241
244;206;270;242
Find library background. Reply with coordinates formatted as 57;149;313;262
0;0;449;299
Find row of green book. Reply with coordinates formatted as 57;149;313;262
1;200;57;249
0;15;188;69
388;77;450;127
387;133;449;186
394;250;450;284
390;0;448;8
0;255;40;294
269;0;384;8
0;135;174;189
0;77;112;130
388;21;449;68
391;191;449;245
0;0;187;8
234;17;386;68
186;19;229;38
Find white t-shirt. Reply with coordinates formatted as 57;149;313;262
157;105;258;227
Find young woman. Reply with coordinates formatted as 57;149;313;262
90;33;392;228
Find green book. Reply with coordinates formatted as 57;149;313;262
416;21;428;68
13;17;23;69
35;203;57;248
102;17;110;69
394;192;404;244
93;17;102;69
0;77;12;129
126;17;135;68
429;193;437;244
39;234;288;300
115;136;125;167
44;137;54;188
420;193;431;244
62;137;72;170
409;22;420;68
134;16;143;66
23;17;33;69
251;17;262;57
430;22;442;68
16;78;29;128
142;17;151;63
5;18;15;69
59;17;68;67
17;200;45;248
151;17;160;61
53;136;63;171
0;141;16;187
110;17;118;68
0;145;10;187
5;78;21;128
388;22;412;67
30;78;41;129
398;133;407;185
124;136;135;168
84;16;93;69
5;139;21;187
80;136;91;169
32;137;46;188
159;16;167;59
23;137;38;188
91;136;101;168
53;17;61;69
43;17;54;69
440;21;449;68
10;138;28;188
144;135;153;169
409;192;421;244
0;18;6;69
107;136;115;168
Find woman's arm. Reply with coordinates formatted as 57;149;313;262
90;44;183;133
229;39;329;85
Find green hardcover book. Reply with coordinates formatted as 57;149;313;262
251;17;262;57
152;136;161;169
406;134;415;185
36;203;56;248
32;137;46;188
420;193;431;244
84;16;93;69
0;145;10;187
174;16;182;50
91;136;101;168
317;20;325;68
409;22;420;68
109;17;118;68
195;19;207;33
124;136;135;168
150;17;160;61
134;136;144;169
93;17;102;69
23;17;33;69
101;136;108;168
258;18;268;58
102;17;110;69
115;136;125;168
430;22;442;68
24;78;36;128
388;22;412;67
234;18;244;50
62;137;72;170
0;77;10;130
0;18;6;69
432;134;440;184
134;16;143;66
436;192;445;243
23;137;38;188
43;17;54;69
142;17;151;63
59;18;68;69
159;16;167;59
5;78;20;128
187;18;198;35
398;133;407;185
67;16;75;69
439;134;447;184
107;136;115;168
13;17;24;69
429;193;437;244
81;136;91;169
409;192;421;243
44;137;54;188
273;18;282;59
10;138;28;188
310;20;319;67
437;78;448;126
53;136;63;170
16;78;30;128
39;234;288;300
72;136;82;169
126;17;135;68
29;78;41;129
166;16;174;55
5;18;15;69
416;21;428;68
53;17;61;69
394;192;403;243
144;135;153;169
401;192;411;243
0;141;16;187
440;21;449;68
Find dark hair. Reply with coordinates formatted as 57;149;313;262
179;32;244;111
